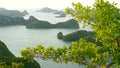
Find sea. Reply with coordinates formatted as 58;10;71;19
0;10;89;68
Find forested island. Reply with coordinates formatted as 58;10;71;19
0;13;79;29
0;40;40;68
26;16;79;29
57;30;95;41
57;30;102;45
0;8;27;17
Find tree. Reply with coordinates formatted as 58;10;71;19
21;0;120;68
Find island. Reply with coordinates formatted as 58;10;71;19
55;19;79;29
0;13;79;29
26;16;79;29
57;30;102;45
36;7;66;18
0;40;40;68
0;14;25;26
36;7;58;13
0;8;27;17
26;16;54;28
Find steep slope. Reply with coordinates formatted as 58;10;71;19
0;40;40;68
0;40;14;57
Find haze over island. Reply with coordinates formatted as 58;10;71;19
0;0;119;10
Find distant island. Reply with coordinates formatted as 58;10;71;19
36;7;66;18
0;11;79;29
26;16;79;29
0;40;40;68
36;7;58;13
0;8;28;17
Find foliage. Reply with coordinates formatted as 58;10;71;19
0;40;40;68
0;56;40;68
21;0;120;68
0;62;24;68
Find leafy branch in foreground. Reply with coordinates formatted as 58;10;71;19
21;0;120;68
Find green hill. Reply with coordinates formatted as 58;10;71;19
58;30;102;45
26;16;54;28
62;30;95;42
26;17;79;29
55;19;79;29
0;40;14;57
0;40;40;68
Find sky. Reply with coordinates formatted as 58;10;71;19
0;0;120;10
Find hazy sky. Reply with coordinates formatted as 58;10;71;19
0;0;119;10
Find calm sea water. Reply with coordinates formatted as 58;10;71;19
0;10;87;68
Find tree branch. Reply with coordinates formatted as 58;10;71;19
106;62;117;68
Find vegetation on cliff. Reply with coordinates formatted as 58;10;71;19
0;40;40;68
0;40;14;57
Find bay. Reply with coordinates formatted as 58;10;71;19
0;10;84;68
0;25;82;68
